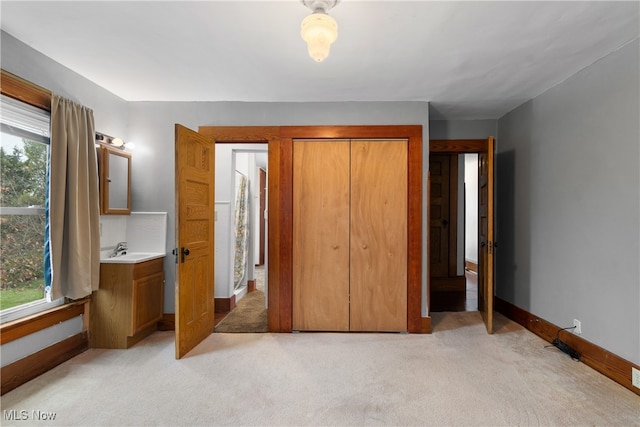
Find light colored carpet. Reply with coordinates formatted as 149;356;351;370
1;312;638;426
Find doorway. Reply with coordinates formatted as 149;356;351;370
213;146;269;333
429;153;478;312
428;138;495;335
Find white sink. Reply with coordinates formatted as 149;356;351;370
100;252;165;264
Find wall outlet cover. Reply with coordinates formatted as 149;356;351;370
573;319;582;335
632;367;640;389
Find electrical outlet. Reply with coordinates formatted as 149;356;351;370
632;367;640;389
573;319;581;335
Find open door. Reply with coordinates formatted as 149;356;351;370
175;124;215;358
478;136;495;333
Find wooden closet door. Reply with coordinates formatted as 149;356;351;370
293;140;350;331
350;140;408;332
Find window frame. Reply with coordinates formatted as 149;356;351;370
0;70;64;324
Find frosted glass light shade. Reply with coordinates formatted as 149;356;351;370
301;12;338;62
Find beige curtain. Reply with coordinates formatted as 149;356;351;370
49;94;100;300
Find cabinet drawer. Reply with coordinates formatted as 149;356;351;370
133;258;163;279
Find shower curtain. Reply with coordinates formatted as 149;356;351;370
233;173;249;289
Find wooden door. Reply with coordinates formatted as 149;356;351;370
293;140;350;331
350;140;408;332
478;137;495;334
175;124;215;358
429;154;451;279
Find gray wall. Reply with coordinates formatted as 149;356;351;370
496;39;640;364
429;119;497;140
1;32;131;366
1;32;129;138
127;102;430;314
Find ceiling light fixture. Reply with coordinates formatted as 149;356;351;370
300;0;339;62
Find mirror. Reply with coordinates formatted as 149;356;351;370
99;145;131;215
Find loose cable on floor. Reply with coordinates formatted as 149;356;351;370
545;325;580;361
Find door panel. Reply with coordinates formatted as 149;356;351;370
350;140;408;332
429;154;450;279
478;136;495;334
175;124;215;358
293;140;350;331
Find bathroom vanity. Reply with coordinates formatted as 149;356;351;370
90;256;164;349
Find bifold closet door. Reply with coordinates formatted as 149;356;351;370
350;140;408;332
293;140;350;331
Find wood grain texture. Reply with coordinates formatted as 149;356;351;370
421;317;432;334
132;271;164;334
406;134;423;333
175;125;215;358
350;140;408;332
0;300;86;345
448;155;459;278
282;126;423;333
267;138;282;332
1;332;87;395
0;69;51;111
495;297;640;396
478;137;495;333
198;126;279;142
195;125;422;333
293;140;350;331
430;276;466;292
158;313;176;331
430;139;486;153
214;295;236;313
90;259;163;349
429;154;451;279
98;144;131;215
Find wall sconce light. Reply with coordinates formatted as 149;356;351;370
95;132;133;150
301;0;339;62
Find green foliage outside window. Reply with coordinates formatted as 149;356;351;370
0;139;48;310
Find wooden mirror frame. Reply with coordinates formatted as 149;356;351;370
99;144;132;215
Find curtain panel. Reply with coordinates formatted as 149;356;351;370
45;94;100;300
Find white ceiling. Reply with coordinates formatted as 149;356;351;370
1;1;638;119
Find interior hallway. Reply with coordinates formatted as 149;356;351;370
214;265;265;327
430;270;478;312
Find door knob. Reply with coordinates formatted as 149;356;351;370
181;247;190;263
442;219;448;227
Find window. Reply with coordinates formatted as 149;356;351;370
0;94;62;322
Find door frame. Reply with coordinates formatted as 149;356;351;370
428;138;494;324
200;125;424;333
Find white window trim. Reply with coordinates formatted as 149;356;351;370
0;93;54;325
0;297;64;324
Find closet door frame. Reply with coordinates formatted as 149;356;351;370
198;125;423;333
280;126;423;333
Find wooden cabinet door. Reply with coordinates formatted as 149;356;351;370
293;140;350;331
350;140;408;332
132;271;164;335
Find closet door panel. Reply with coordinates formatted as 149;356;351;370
293;140;350;331
350;140;408;332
